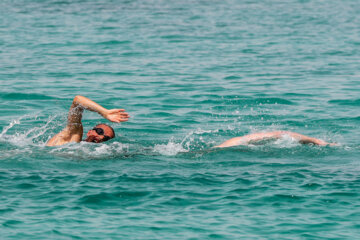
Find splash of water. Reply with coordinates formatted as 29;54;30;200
0;117;23;138
153;138;188;156
0;115;56;147
49;141;132;159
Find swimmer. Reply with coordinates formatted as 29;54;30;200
46;95;129;146
214;131;336;148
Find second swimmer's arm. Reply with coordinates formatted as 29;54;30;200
214;131;333;148
214;131;283;148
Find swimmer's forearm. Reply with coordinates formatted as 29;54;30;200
70;95;129;123
72;95;108;117
67;95;108;125
286;132;329;146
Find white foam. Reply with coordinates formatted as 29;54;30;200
272;134;301;148
181;128;218;146
0;148;32;160
153;128;222;156
153;140;188;156
49;140;131;159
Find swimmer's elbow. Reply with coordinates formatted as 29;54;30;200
73;95;84;103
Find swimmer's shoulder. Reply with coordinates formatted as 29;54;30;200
46;126;82;146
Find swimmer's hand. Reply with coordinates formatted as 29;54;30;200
103;109;130;123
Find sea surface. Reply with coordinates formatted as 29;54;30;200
1;0;360;239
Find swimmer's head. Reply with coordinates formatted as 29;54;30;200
85;124;115;143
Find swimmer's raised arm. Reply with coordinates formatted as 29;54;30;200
46;95;129;146
214;131;334;148
67;95;130;124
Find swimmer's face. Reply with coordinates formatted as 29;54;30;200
85;124;115;143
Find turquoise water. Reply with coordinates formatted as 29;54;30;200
1;0;360;238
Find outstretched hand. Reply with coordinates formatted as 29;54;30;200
104;109;130;123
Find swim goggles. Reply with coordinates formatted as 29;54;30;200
93;127;111;141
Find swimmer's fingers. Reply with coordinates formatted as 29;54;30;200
108;109;128;114
111;109;126;112
105;109;130;123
